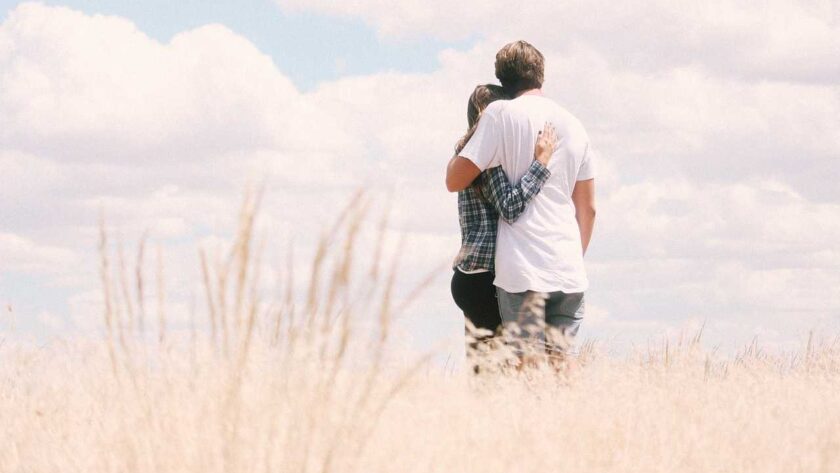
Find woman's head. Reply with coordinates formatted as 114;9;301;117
466;84;507;128
457;84;508;154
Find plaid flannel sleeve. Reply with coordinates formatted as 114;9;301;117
480;162;551;224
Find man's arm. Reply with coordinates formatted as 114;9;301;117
446;155;481;192
481;163;550;224
571;178;596;255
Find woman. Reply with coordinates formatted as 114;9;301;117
450;84;558;355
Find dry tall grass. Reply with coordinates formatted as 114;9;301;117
3;194;840;473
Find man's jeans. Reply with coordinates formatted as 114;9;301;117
496;288;585;354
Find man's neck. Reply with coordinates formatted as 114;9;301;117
515;88;543;98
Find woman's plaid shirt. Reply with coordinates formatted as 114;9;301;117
454;161;551;272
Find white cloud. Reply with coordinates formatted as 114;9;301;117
0;232;79;274
0;2;363;164
275;0;840;83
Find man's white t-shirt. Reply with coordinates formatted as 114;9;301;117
459;94;595;294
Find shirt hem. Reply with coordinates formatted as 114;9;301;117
494;279;589;294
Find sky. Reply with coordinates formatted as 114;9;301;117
1;0;839;355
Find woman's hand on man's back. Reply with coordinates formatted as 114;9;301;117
534;122;559;166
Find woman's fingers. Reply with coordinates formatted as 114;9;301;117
542;123;556;148
546;124;559;147
538;123;552;145
536;122;562;157
534;123;555;164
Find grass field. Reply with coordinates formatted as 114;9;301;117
3;195;840;473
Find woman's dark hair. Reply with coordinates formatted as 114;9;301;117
455;84;508;154
454;84;509;197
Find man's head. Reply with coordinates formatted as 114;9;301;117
494;41;545;96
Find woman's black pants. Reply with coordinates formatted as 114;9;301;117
450;269;502;338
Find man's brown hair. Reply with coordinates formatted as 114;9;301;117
494;40;545;96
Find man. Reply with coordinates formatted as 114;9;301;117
446;40;597;357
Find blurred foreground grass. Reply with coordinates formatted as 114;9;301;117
2;192;840;473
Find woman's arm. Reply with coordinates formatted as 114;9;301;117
481;123;558;223
446;107;501;192
481;163;550;223
446;155;481;192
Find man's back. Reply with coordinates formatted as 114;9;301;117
447;40;594;350
483;95;594;293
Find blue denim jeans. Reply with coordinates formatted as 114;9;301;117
496;288;585;353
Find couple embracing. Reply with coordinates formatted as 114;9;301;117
446;41;597;366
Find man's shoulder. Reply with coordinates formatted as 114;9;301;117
508;95;569;119
493;96;589;140
483;99;508;118
546;101;589;140
559;108;588;134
